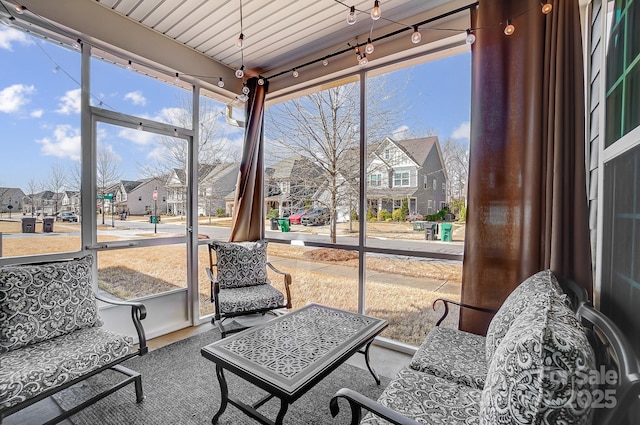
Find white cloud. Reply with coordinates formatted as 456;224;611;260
56;88;81;115
124;90;146;106
391;125;410;139
0;84;35;113
30;109;43;118
0;27;32;51
451;121;470;140
36;125;81;161
118;127;157;146
156;107;188;125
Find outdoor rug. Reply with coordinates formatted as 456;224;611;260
53;329;390;424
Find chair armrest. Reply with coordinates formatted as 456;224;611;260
432;298;497;326
267;262;292;309
330;388;421;425
94;293;148;355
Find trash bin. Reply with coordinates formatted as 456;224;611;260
412;221;426;231
440;222;453;242
149;215;160;224
42;217;55;233
21;217;36;233
424;222;436;240
277;217;290;232
270;218;279;230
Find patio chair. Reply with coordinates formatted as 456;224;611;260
206;240;292;337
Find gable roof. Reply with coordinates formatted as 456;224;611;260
266;155;323;180
395;136;439;166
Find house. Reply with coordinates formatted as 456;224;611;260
114;178;167;216
0;187;25;215
265;155;324;217
366;136;447;216
199;162;240;217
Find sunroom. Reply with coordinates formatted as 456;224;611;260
0;0;639;423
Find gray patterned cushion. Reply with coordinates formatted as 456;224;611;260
211;240;269;289
0;256;102;353
480;294;596;425
485;269;562;362
410;327;487;389
361;367;482;424
218;283;285;314
0;327;133;410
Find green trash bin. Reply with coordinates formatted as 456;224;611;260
277;218;290;232
150;215;160;224
440;223;453;242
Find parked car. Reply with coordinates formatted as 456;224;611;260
288;208;311;225
57;211;78;222
301;208;330;226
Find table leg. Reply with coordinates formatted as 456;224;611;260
274;397;289;425
212;365;228;424
363;340;381;385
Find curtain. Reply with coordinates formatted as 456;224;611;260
461;0;592;335
229;77;268;242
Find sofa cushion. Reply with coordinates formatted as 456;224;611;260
210;240;269;289
485;269;562;362
217;283;285;314
0;327;133;410
480;294;596;425
0;256;102;353
410;327;487;390
361;367;482;425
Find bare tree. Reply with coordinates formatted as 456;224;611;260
441;137;469;214
97;145;122;224
25;178;43;216
265;75;404;243
47;164;67;217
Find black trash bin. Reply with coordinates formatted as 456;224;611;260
270;218;279;230
21;217;36;233
424;222;437;240
42;217;55;233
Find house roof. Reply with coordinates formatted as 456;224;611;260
266;155;323;180
395;136;439;166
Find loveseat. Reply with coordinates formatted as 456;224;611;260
0;256;148;424
331;270;640;424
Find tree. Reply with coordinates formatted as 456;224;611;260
25;178;43;216
47;164;67;217
97;145;122;224
265;75;405;243
441;137;469;215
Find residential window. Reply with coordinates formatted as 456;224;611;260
384;149;390;159
424;175;428;189
394;199;402;209
433;179;437;190
393;171;410;187
138;196;142;201
368;173;382;187
442;182;446;194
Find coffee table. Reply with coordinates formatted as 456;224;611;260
201;303;388;425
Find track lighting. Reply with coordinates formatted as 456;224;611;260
217;78;225;88
354;46;362;62
235;66;244;78
371;1;381;20
365;38;374;54
242;84;250;94
411;26;421;44
236;33;244;49
322;59;329;66
541;2;553;14
504;19;515;36
347;6;356;25
257;77;265;86
359;54;368;66
292;69;299;78
465;29;476;45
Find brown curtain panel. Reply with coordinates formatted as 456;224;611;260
461;0;592;335
229;77;268;242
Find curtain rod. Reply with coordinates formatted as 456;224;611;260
265;1;479;80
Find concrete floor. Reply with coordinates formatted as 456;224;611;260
5;319;412;425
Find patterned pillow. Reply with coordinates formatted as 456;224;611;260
480;294;596;425
210;240;269;289
0;256;103;353
485;269;563;361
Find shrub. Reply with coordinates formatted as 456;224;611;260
377;209;392;221
392;208;405;221
459;205;467;222
216;208;225;217
266;208;279;219
350;209;359;221
366;207;377;221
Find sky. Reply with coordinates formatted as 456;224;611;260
0;24;470;194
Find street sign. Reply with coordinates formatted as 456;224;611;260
153;190;158;200
98;193;114;200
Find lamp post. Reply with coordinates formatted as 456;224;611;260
8;198;12;219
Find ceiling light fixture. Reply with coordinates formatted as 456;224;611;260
359;53;368;66
347;6;357;25
411;26;421;44
126;60;133;71
235;65;244;78
14;5;25;14
541;2;553;14
257;77;265;85
322;58;329;66
292;69;299;78
217;77;225;88
242;83;250;94
365;38;375;54
370;1;381;20
504;19;515;36
174;73;180;83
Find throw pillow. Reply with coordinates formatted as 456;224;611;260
210;240;269;289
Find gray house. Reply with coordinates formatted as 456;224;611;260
199;162;240;216
0;187;25;215
265;155;324;217
115;178;167;216
366;136;447;216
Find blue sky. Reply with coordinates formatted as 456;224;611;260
0;24;470;193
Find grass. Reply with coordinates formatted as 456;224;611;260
0;219;461;346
